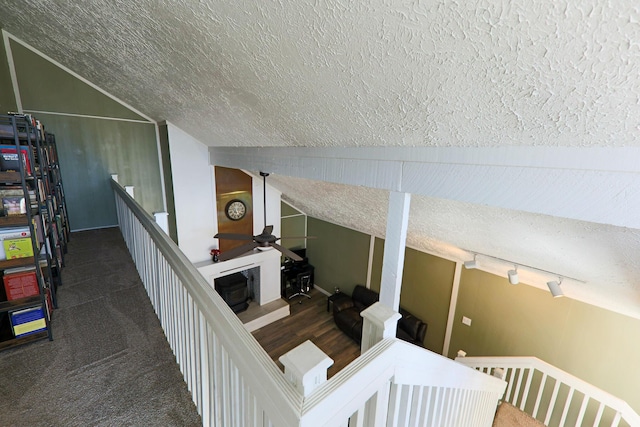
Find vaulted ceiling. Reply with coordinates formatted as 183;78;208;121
2;1;640;318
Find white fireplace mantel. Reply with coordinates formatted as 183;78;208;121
194;248;282;306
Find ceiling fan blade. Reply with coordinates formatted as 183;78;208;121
270;243;303;261
262;225;274;235
218;242;259;261
214;233;255;240
276;235;317;240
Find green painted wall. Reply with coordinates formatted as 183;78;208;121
307;219;455;353
33;113;160;230
281;202;300;217
307;217;370;296
449;268;640;414
11;42;145;120
0;35;17;113
6;39;164;230
370;238;456;353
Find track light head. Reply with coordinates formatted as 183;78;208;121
508;266;519;285
547;278;564;298
464;255;478;269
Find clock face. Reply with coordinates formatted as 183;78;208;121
225;199;247;221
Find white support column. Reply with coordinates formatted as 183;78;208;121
360;302;402;354
110;173;119;183
379;191;411;310
154;211;169;234
279;340;334;397
442;262;463;356
125;185;134;198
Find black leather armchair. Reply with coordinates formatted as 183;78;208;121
332;285;427;347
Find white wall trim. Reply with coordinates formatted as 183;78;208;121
2;30;22;113
4;31;155;123
281;214;305;219
442;262;462;357
23;109;151;124
210;165;218;240
154;123;168;211
282;199;308;217
366;234;375;289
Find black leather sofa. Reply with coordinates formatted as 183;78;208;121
332;285;427;347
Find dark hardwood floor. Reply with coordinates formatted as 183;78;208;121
251;288;361;378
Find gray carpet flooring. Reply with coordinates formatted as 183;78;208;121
0;227;202;426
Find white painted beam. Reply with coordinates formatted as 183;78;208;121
209;146;640;229
379;192;410;310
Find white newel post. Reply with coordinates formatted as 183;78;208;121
360;302;402;354
154;212;169;234
279;340;334;397
110;173;118;183
125;185;134;198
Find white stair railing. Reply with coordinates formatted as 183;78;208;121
111;178;506;426
301;339;506;427
112;179;302;426
456;355;640;427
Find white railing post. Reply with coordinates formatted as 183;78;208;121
279;340;334;397
360;302;402;354
125;185;134;198
110;173;118;183
154;211;169;234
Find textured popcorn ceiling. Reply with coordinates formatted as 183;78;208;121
3;1;640;148
270;174;640;318
2;1;640;316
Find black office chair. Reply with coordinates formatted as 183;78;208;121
289;272;312;300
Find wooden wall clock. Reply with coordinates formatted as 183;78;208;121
225;199;247;221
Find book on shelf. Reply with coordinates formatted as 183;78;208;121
0;227;30;260
2;237;34;259
32;214;45;245
3;267;38;300
0;187;25;217
10;306;46;337
0;145;31;175
2;196;26;216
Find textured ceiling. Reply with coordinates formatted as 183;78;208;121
3;1;640;148
269;174;640;318
2;1;640;317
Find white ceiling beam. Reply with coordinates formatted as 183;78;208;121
209;146;640;229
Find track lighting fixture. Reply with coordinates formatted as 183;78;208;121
464;255;478;269
461;250;583;297
508;266;519;285
547;278;564;298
